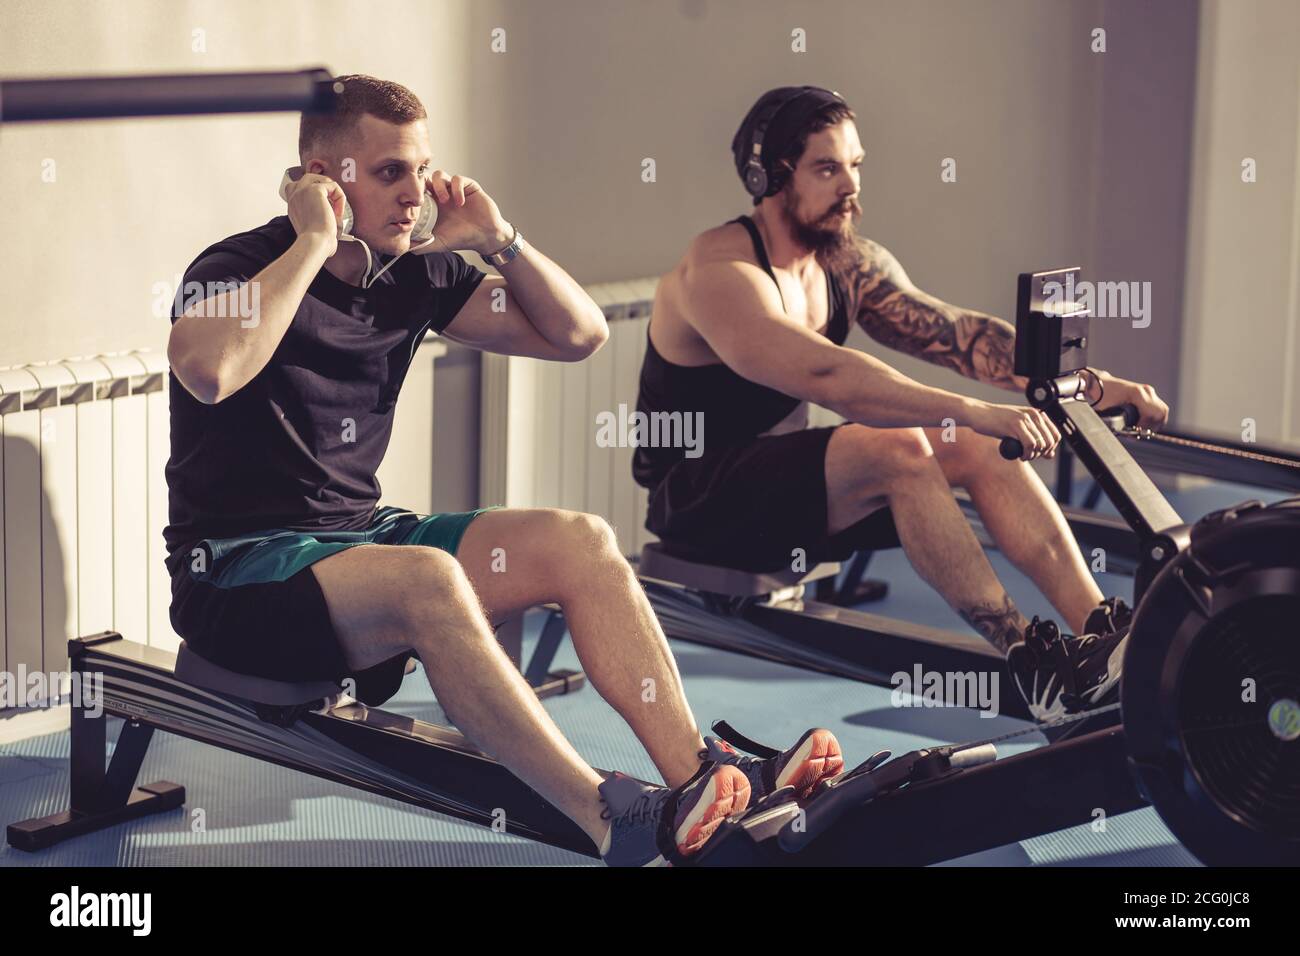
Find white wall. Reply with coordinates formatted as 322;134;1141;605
0;0;475;368
1182;0;1300;444
463;0;1108;411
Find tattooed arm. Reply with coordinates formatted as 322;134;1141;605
847;239;1024;392
845;239;1171;427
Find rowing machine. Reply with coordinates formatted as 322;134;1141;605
6;632;600;855
689;266;1299;866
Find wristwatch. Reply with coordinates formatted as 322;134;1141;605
482;224;524;267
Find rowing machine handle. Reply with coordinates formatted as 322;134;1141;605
1096;403;1141;431
998;403;1140;459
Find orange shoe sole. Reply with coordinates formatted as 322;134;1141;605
674;765;752;856
776;729;844;799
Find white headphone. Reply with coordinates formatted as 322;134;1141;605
279;166;439;288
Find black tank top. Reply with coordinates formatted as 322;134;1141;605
632;215;851;489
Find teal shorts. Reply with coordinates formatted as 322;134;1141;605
168;505;498;705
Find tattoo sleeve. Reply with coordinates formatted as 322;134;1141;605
848;239;1022;391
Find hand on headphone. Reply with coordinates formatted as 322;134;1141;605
283;172;346;256
422;170;511;256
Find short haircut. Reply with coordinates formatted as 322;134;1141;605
762;101;857;204
298;74;427;163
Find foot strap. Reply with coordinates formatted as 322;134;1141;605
711;720;780;759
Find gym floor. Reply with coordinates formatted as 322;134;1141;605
0;478;1284;867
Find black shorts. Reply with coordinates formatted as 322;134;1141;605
168;505;494;706
643;425;899;573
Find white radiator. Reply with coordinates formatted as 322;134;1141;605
0;341;447;699
0;352;171;690
479;279;660;557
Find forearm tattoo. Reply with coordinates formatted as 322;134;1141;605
847;239;1020;389
959;594;1028;654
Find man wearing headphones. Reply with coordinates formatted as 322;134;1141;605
632;86;1171;721
164;75;843;866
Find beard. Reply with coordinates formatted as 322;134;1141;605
778;188;864;275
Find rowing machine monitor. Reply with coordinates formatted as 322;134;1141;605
1013;266;1091;380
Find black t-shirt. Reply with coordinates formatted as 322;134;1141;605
163;216;486;575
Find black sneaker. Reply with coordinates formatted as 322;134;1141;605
1007;616;1128;721
1083;596;1133;637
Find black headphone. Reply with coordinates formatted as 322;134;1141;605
742;87;844;199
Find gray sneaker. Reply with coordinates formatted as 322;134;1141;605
597;763;750;866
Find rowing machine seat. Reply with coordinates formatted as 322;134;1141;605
175;641;342;708
638;542;840;597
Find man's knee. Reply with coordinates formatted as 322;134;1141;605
930;426;1007;487
544;509;623;568
832;424;937;482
